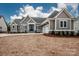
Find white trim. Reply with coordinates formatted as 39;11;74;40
20;17;26;23
55;19;56;30
70;20;71;30
12;24;17;25
21;24;27;26
30;17;37;23
20;16;37;24
27;23;36;32
54;8;73;18
56;18;71;29
11;21;17;25
41;19;48;25
64;8;74;18
56;18;72;20
59;20;68;28
49;20;50;30
54;30;74;31
27;17;36;24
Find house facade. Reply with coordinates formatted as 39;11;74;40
0;16;7;32
10;8;75;35
41;8;75;35
10;16;46;33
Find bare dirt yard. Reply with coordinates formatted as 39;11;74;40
0;34;79;56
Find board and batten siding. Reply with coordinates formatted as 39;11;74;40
57;11;70;18
49;20;55;31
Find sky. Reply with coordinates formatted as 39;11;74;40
0;3;78;23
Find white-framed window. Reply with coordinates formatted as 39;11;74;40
59;20;67;28
13;26;14;28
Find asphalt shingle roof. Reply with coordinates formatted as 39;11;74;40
48;11;59;18
32;17;46;23
12;16;46;24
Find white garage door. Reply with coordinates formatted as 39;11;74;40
42;25;49;33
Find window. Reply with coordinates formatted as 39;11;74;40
29;24;34;31
13;26;14;28
17;26;20;29
64;21;67;27
60;20;67;28
60;21;63;27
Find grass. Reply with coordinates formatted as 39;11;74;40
0;34;79;56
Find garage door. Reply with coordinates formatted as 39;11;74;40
42;25;49;33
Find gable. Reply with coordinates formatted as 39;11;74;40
55;8;73;18
28;19;35;23
32;17;46;23
27;18;36;23
57;11;70;18
21;16;30;24
11;21;16;24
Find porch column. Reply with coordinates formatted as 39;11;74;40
55;19;56;31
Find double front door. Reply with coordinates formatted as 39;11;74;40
29;24;34;32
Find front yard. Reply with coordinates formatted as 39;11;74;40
0;34;79;56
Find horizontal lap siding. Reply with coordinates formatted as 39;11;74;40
56;20;71;30
71;20;74;30
36;25;42;32
50;20;55;30
20;25;27;32
10;25;17;32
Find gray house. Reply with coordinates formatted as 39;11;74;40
10;8;75;35
10;15;46;33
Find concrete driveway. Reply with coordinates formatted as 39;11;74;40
0;33;43;37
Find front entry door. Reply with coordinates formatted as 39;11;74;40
29;24;34;32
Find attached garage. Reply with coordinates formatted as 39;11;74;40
42;24;49;33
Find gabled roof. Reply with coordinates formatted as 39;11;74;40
48;8;74;18
11;16;46;24
32;17;46;23
76;16;79;21
54;8;74;18
12;17;24;24
13;19;22;24
48;11;59;18
20;15;31;23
